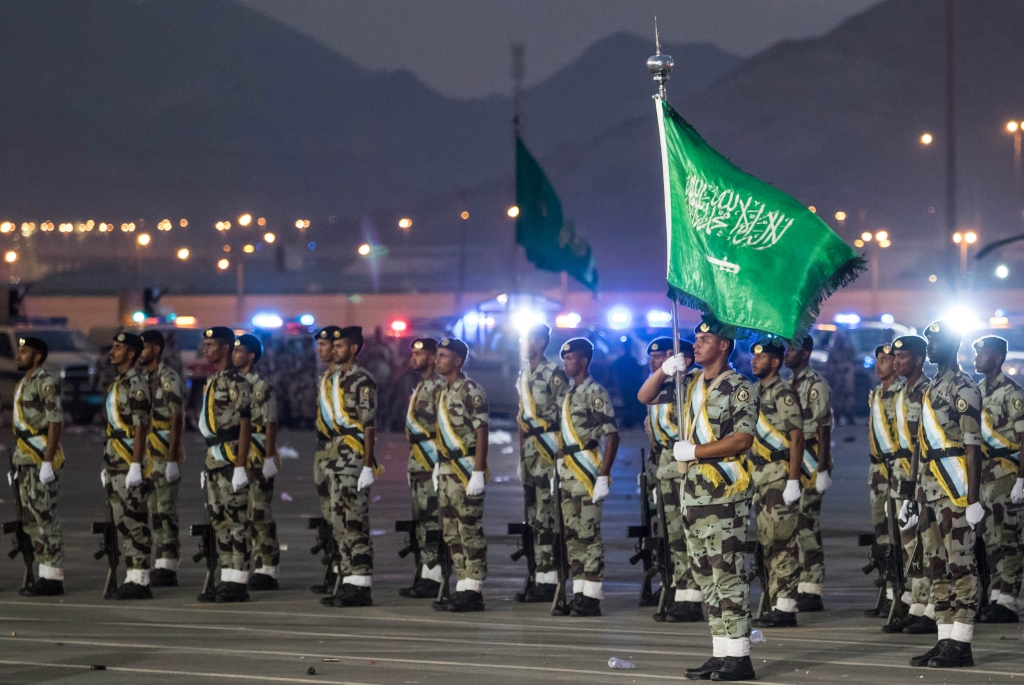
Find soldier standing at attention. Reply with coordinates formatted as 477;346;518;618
784;336;833;613
675;317;757;682
103;332;154;600
138;330;185;588
432;338;489;613
11;337;66;596
971;336;1024;624
233;334;282;591
515;323;568;603
637;337;704;622
558;337;619;617
311;326;342;594
400;337;447;599
320;326;378;608
748;337;805;628
197;326;253;604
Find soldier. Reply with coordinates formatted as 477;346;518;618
431;338;489;613
197;326;253;604
972;335;1024;623
102;332;154;599
11;337;66;596
675;317;757;682
320;326;378;608
400;337;447;599
138;330;185;587
557;337;619;617
784;336;833;612
233;334;282;591
748;337;805;628
311;325;341;594
515;323;568;603
636;337;704;622
904;320;984;668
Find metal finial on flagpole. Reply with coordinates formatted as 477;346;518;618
647;19;674;100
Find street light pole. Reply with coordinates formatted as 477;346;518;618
945;0;958;291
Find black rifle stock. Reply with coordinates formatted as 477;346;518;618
91;498;119;598
650;479;676;615
883;495;909;623
426;528;452;603
508;499;537;598
190;520;217;596
742;539;771;618
975;536;990;611
395;519;422;586
627;449;658;607
308;516;339;592
550;464;571;616
5;465;36;591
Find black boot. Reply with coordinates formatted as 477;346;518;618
881;612;921;633
909;640;948;667
521;583;557;603
113;582;153;600
19;579;65;597
978;602;1019;623
448;590;485;612
710;656;756;681
927;639;974;668
685;657;725;680
333;584;373;607
570;595;602;617
905;615;938;634
752;609;797;628
198;583;224;603
311;571;337;595
150;569;179;587
215;581;250;603
664;601;705;623
401;578;441;599
248;573;280;591
864;599;892;617
796;593;823;612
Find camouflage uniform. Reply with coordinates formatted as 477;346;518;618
246;369;281;575
558;375;617;593
750;374;802;610
325;364;377;580
406;372;447;572
314;367;337;521
977;371;1024;608
436;376;489;582
918;367;982;629
867;378;902;547
790;365;833;595
12;368;66;577
680;366;757;640
517;359;568;580
104;367;153;571
893;373;932;610
199;367;253;573
143;362;184;569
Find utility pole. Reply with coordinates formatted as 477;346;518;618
511;44;525;294
945;0;958;293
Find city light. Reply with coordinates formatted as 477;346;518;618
216;221;231;231
157;219;172;231
646;309;673;327
1008;121;1021;133
357;243;371;256
252;313;283;329
175;316;197;327
460;211;470;220
555;312;582;328
880;313;895;324
953;232;962;243
131;311;146;323
835;211;847;222
4;251;17;263
217;258;230;270
996;264;1010;279
257;217;266;226
875;230;888;241
920;132;933;145
299;314;315;326
942;305;982;333
176;247;190;260
238;214;252;227
965;231;977;244
990;316;1010;327
496;293;508;305
137;233;151;246
861;232;872;241
507;205;520;218
854;239;864;248
263;232;276;243
607;307;632;330
242;244;255;253
398;217;413;230
389;319;408;333
179;219;188;228
833;313;861;325
929;274;938;283
808;206;816;213
511;308;544;332
295;219;310;229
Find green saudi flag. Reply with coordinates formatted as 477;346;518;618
515;136;598;291
656;98;864;339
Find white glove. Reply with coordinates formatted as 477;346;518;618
552;458;564;495
673;440;696;462
592;475;610;503
357;466;375;491
432;463;440;491
7;471;12;486
200;470;207;490
262;459;278;480
165;461;181;483
407;471;411;487
898;499;919;532
125;463;143;488
815;470;832;493
231;466;249;492
467;470;486;497
965;501;985;529
782;479;801;505
661;353;688;377
39;462;56;485
1011;478;1024;505
100;469;108;487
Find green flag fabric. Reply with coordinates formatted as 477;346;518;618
656;98;864;339
515;136;598;291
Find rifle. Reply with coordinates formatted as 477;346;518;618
550;464;571;616
974;536;990;611
395;518;422;586
426;528;452;603
742;539;771;619
190;521;217;596
4;465;36;591
508;503;537;600
882;495;909;623
627;449;659;607
858;532;888;615
91;498;119;598
308;516;339;593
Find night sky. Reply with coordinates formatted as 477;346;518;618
232;0;884;98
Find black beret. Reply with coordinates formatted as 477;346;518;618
892;335;927;357
337;326;363;345
559;337;594;358
140;329;165;348
203;326;235;343
19;336;47;355
875;343;895;357
438;337;469;360
527;323;552;339
694;314;736;340
411;337;438;353
924;319;961;342
316;326;343;341
750;336;786;359
647;337;693;357
114;331;145;351
235;333;264;362
973;336;1008;356
797;336;814;351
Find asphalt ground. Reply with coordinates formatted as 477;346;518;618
1;422;1021;684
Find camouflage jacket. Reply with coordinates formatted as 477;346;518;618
791;365;833;448
517;358;568;433
143;362;184;462
104;367;152;471
315;367;337;443
558;375;617;487
245;369;278;466
12;367;63;467
406;372;446;473
199;367;252;469
751;374;802;471
437;375;488;460
867;379;902;460
978;371;1024;482
918;366;982;503
332;363;377;457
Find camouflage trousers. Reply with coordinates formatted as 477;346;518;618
325;452;373;577
147;460;180;562
313;443;333;521
751;465;800;604
560;474;604;583
15;464;64;568
684;496;752;639
438;463;487;581
247;468;280;571
409;471;440;569
797;487;825;589
868;462;890;546
920;495;978;625
979;474;1023;600
106;470;152;570
897;498;932;607
206;466;251;572
658;476;700;592
522;445;557;575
